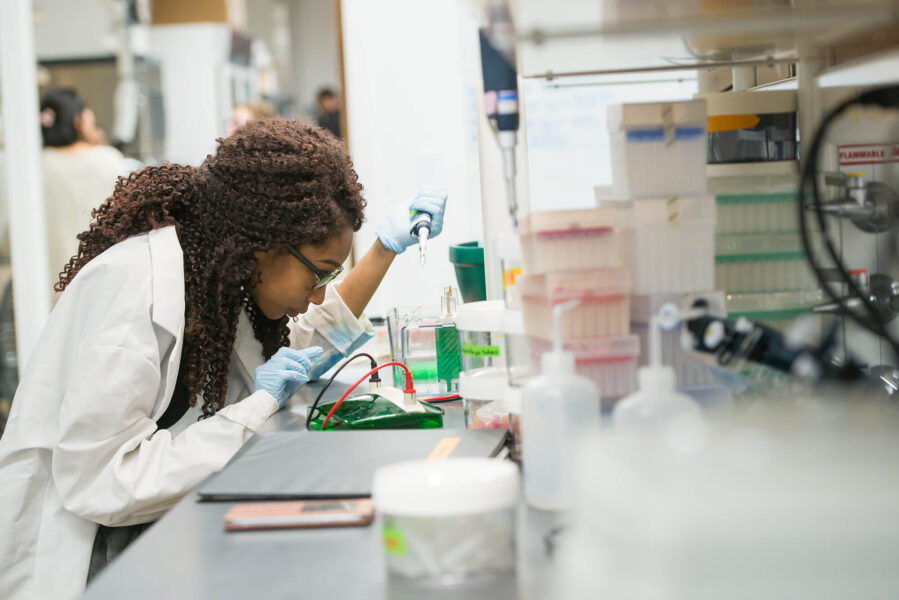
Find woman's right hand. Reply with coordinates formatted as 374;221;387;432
253;346;324;408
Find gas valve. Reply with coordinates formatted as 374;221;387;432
808;171;899;233
813;269;899;324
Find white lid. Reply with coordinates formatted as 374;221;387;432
502;308;525;335
495;234;521;261
456;300;507;332
695;90;796;115
715;232;804;256
725;290;824;314
372;458;520;517
707;173;798;195
520;207;621;236
607;99;707;131
707;160;798;179
460;368;509;401
505;386;522;414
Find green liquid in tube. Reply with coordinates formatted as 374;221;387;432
435;325;461;393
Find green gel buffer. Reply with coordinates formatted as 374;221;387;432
407;360;438;381
307;393;444;430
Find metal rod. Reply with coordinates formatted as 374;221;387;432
547;77;697;89
524;57;798;81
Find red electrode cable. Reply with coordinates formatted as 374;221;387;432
320;362;414;430
420;394;462;403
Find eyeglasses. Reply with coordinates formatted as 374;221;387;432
285;245;344;290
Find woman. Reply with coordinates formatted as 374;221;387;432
38;88;134;298
0;118;447;599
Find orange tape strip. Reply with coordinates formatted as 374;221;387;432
708;114;761;133
427;437;461;461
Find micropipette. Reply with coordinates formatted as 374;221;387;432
410;210;431;267
479;0;520;230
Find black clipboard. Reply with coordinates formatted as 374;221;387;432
196;429;511;502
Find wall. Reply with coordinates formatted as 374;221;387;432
341;0;484;316
33;0;117;59
515;0;700;212
149;24;232;164
523;74;699;212
288;0;340;118
822;108;899;369
246;0;294;106
33;0;152;60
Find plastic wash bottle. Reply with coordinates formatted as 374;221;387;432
613;303;702;430
522;301;600;510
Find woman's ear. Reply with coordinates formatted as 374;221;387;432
253;248;286;285
253;250;269;285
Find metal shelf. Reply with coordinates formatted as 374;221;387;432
521;2;897;43
518;0;899;79
818;46;899;88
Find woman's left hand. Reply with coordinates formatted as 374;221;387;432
376;186;448;254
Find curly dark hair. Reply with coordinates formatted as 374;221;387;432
57;119;366;417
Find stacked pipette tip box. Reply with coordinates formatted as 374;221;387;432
599;99;733;406
517;206;640;403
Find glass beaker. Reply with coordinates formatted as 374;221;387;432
387;305;460;395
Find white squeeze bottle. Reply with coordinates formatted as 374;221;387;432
522;301;600;510
613;303;702;429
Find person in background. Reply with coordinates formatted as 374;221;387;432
226;101;276;136
0;118;448;599
315;87;342;139
0;89;131;436
38;88;132;300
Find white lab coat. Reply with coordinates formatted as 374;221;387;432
0;226;373;599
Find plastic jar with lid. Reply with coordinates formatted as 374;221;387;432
460;368;510;430
372;458;520;586
456;300;507;372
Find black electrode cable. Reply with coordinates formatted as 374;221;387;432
306;352;377;430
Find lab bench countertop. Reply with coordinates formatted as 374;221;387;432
82;369;563;600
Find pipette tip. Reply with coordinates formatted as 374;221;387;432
417;226;429;268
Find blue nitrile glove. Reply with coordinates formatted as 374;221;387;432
376;186;448;254
253;346;324;408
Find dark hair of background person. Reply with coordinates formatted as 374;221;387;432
57;119;367;417
315;88;341;139
40;88;86;147
317;88;336;104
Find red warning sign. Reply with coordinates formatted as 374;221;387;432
838;143;899;166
